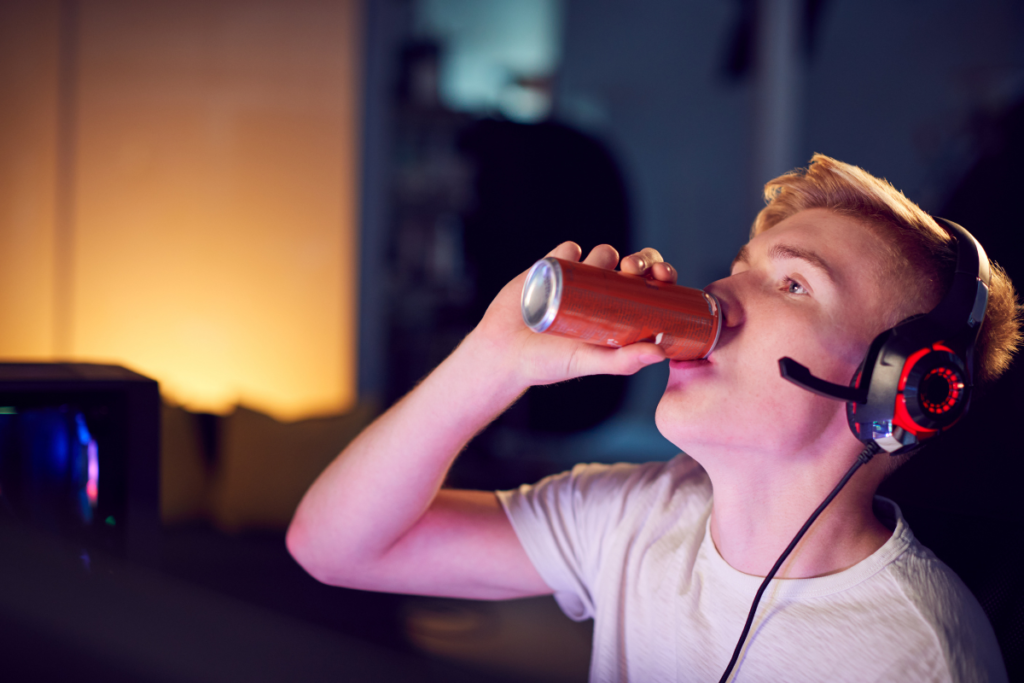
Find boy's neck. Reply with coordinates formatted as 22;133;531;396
705;449;892;579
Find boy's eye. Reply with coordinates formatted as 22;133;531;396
786;278;808;295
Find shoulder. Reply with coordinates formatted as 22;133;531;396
496;453;712;581
880;505;1007;682
498;453;710;525
494;454;711;621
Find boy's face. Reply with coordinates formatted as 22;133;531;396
656;208;894;460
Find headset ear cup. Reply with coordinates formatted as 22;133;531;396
899;349;969;432
846;360;867;442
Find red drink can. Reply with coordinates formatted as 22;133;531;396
520;257;722;360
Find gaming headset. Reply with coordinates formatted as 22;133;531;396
778;217;991;455
718;218;991;683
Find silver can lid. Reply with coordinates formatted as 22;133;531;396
521;257;563;332
702;290;723;359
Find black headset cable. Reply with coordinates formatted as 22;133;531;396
717;440;882;682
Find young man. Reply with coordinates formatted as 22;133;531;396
287;155;1019;681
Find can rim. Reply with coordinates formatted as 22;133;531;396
521;257;563;333
702;290;723;358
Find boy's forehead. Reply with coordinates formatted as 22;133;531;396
731;241;838;281
733;210;888;281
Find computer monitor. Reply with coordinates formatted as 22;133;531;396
0;363;160;565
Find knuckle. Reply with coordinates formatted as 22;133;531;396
641;247;664;263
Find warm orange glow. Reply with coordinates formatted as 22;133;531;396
0;2;60;360
1;1;361;421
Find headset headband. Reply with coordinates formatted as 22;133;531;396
929;218;990;333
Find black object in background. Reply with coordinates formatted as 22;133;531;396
459;119;633;433
0;363;160;566
0;404;100;538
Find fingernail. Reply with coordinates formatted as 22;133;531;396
639;354;663;365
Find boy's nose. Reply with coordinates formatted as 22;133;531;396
704;278;745;329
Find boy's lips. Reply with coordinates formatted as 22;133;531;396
669;357;712;369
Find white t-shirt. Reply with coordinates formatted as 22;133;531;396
497;455;1007;683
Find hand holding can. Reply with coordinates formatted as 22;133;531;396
521;257;722;361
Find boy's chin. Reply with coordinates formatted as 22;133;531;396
653;400;703;450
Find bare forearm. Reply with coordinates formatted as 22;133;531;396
286;242;672;596
286;331;524;583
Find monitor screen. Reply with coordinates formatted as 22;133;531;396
0;364;159;564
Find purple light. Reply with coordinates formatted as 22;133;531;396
86;439;99;507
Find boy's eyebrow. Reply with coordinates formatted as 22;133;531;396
731;243;837;284
731;244;749;270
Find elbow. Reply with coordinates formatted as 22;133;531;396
286;511;361;587
286;513;331;585
285;515;310;569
